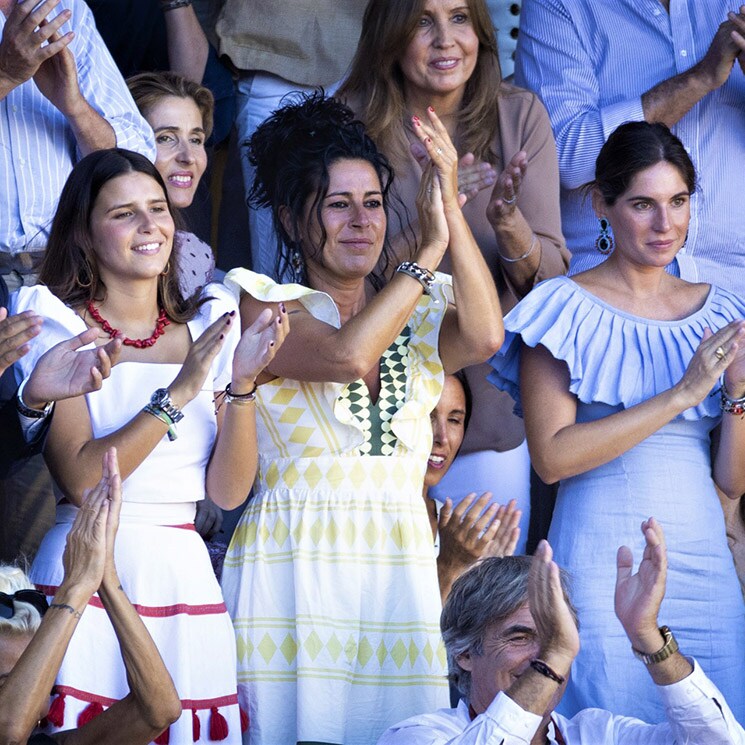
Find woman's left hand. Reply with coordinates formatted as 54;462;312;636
231;303;289;391
486;150;528;226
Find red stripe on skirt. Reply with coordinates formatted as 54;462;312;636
36;585;227;617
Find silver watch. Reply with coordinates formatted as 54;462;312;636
149;388;184;423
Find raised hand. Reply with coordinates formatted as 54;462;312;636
439;494;521;570
675;322;745;408
169;311;235;406
0;308;42;375
411;107;461;209
486;151;529;227
61;449;120;596
415;160;450;258
457;152;497;204
0;0;74;92
22;328;122;409
614;517;667;652
33;21;82;116
231;304;289;392
528;540;580;669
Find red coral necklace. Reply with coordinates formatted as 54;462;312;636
86;301;170;348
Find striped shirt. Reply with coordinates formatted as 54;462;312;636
515;0;745;293
0;0;155;254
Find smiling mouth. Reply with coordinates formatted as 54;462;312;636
428;454;446;469
431;58;459;70
168;174;193;188
132;242;161;254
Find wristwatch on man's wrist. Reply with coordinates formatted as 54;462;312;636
16;378;53;419
631;625;679;665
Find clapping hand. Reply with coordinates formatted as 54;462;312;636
486;151;529;227
528;540;580;670
0;0;74;91
231;304;289;393
0;308;42;376
615;517;667;653
62;448;122;597
439;494;521;571
22;328;122;409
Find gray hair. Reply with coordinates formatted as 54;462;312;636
441;556;578;700
0;564;43;637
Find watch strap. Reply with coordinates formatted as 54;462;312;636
631;625;678;665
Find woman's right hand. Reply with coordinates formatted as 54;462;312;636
675;321;745;408
61;448;120;596
169;311;235;407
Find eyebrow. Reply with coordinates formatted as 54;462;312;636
106;198;168;214
501;624;536;636
448;408;467;416
624;190;690;202
325;191;383;198
153;125;206;135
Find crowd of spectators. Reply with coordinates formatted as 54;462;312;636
2;0;745;743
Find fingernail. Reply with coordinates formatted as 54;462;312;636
426;137;431;143
269;341;275;347
279;302;286;313
428;106;435;113
413;119;421;127
219;333;224;339
229;310;236;316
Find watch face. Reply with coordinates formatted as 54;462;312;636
151;388;170;407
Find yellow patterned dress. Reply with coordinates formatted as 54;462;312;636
221;269;450;745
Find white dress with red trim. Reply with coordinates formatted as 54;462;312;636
12;283;246;744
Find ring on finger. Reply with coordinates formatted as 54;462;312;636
435;147;443;155
715;346;726;361
502;195;517;205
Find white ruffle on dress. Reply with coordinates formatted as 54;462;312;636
12;283;245;744
488;276;745;724
221;269;450;745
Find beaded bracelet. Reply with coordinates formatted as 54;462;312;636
497;235;538;264
529;658;566;685
720;373;745;415
396;261;436;295
160;0;191;10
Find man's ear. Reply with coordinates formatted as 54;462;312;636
456;650;473;672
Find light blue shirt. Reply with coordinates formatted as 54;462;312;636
0;0;156;254
515;1;745;293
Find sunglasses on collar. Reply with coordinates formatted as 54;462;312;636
0;590;49;619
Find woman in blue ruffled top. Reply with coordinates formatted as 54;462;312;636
489;121;745;723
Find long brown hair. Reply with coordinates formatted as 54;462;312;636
338;0;502;167
39;148;202;323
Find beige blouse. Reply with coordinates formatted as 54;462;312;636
354;84;569;453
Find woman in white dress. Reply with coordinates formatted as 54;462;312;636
12;148;286;743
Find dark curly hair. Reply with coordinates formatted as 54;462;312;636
39;148;202;323
247;92;397;289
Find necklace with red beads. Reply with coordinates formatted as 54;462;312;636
86;301;170;348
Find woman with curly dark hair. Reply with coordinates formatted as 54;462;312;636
219;93;503;744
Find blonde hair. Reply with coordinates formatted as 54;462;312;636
0;565;42;637
338;0;502;167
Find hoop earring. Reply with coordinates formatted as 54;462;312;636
595;217;614;254
161;261;171;276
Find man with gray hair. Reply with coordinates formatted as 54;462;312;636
378;519;745;744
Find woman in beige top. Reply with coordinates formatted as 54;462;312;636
339;0;568;549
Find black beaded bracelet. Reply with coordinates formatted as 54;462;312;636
529;658;566;685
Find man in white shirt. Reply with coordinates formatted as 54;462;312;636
379;519;745;744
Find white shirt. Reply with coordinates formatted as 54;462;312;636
378;660;745;744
